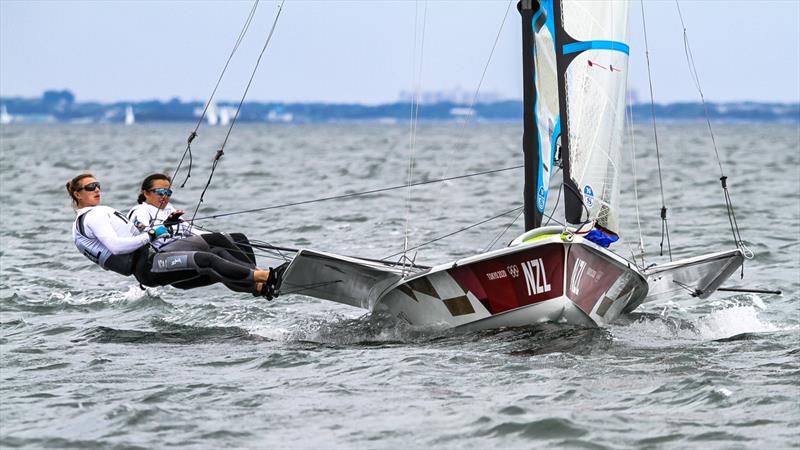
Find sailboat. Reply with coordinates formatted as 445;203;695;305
124;105;135;125
0;105;12;125
213;0;736;329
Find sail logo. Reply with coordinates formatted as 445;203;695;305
570;258;588;295
507;265;520;278
521;258;551;296
537;186;547;211
583;185;595;207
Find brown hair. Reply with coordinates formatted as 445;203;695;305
138;173;171;204
65;173;95;208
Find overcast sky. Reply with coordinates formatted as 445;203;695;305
1;0;798;104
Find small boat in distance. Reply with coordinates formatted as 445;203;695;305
0;105;13;125
124;105;135;125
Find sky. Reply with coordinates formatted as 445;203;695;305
1;0;798;104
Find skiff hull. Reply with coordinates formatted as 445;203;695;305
374;236;648;329
282;232;649;329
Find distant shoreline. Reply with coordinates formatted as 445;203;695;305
1;91;798;124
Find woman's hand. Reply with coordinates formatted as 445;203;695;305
164;210;185;227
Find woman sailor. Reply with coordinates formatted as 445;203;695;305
127;173;200;248
67;173;285;299
128;172;267;277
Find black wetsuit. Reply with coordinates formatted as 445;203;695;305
73;206;262;295
134;233;259;294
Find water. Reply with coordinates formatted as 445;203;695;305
1;123;798;448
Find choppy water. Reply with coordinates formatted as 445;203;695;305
1;123;798;449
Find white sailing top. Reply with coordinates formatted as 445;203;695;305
127;202;201;249
72;206;149;268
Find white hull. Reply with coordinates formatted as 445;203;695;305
282;227;649;329
642;249;744;303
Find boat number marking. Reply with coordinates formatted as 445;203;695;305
571;258;588;295
521;258;551;296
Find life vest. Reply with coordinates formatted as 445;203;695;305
73;207;147;276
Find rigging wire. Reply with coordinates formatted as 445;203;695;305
434;0;515;207
639;0;672;261
175;0;261;188
483;209;524;253
186;165;522;221
626;91;646;267
483;165;567;253
402;0;429;273
674;0;751;264
385;206;524;260
188;0;286;232
150;0;260;229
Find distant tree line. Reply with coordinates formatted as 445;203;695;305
1;90;798;123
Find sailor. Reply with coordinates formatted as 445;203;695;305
127;172;200;248
128;172;263;275
66;172;286;299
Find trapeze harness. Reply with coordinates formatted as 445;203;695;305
72;206;260;294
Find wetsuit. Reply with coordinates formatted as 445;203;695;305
128;202;201;249
72;206;259;294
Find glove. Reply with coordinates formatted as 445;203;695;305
148;225;170;242
163;210;184;227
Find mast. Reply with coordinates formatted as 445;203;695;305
520;0;541;231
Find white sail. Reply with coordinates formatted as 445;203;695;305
124;105;135;125
206;101;219;126
0;105;11;125
561;0;630;234
219;107;231;126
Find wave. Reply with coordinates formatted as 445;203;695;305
77;318;267;345
1;286;173;314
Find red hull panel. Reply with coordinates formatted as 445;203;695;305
448;243;565;315
565;245;625;316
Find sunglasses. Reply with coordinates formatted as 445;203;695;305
149;188;173;196
77;182;101;192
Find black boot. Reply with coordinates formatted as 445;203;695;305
261;262;289;300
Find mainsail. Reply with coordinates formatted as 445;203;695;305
556;0;630;234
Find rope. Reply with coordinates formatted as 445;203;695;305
384;205;524;260
188;0;286;232
674;0;751;266
639;0;672;261
187;165;522;221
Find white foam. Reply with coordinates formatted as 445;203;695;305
622;294;787;342
714;387;733;397
696;304;780;340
